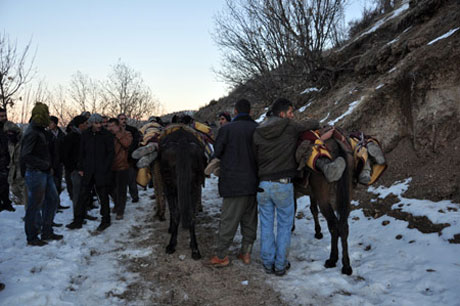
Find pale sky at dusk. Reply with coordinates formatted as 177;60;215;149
2;0;366;114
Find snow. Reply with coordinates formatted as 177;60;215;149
0;190;151;305
388;66;397;73
427;27;460;45
298;101;313;113
300;87;319;95
320;112;330;123
269;182;460;305
2;175;459;305
328;99;361;125
256;107;269;123
386;37;399;46
368;178;460;241
375;84;385;90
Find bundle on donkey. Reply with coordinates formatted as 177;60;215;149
159;126;207;260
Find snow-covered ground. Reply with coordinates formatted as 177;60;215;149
0;190;152;305
1;177;459;305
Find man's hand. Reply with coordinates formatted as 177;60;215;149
78;171;84;176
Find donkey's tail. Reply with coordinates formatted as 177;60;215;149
176;139;192;229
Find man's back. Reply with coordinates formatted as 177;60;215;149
214;114;258;198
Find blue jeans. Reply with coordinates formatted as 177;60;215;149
257;181;294;271
24;170;58;241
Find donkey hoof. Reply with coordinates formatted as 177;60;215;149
324;259;337;268
341;266;353;275
315;232;323;239
165;245;176;254
192;250;202;260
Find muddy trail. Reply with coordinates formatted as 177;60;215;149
118;183;287;306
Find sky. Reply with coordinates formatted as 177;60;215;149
1;0;367;114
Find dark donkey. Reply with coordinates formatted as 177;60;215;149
159;126;206;260
295;136;354;275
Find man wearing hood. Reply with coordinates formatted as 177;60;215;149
20;102;63;246
66;113;114;232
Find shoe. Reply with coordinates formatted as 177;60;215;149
96;222;111;232
263;264;275;274
367;142;386;164
275;262;291;277
116;214;124;220
132;197;139;203
27;239;48;246
150;194;156;200
52;222;63;227
237;253;251;265
66;221;83;230
42;233;64;241
316;157;346;183
88;203;98;210
2;204;15;212
58;204;70;210
111;207;117;213
209;256;230;267
84;214;98;221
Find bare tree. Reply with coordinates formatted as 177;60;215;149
8;79;51;124
102;60;161;121
213;0;345;91
49;85;75;127
0;32;35;113
69;71;103;114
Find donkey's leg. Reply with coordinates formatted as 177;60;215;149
189;219;201;260
339;218;352;275
166;196;180;254
310;196;323;239
319;204;339;268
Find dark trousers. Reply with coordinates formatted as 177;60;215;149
0;170;12;207
74;174;110;224
110;169;129;215
127;167;139;200
216;195;258;259
24;170;58;241
64;168;73;200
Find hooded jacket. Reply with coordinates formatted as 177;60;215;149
253;116;320;181
214;114;258;197
20;122;51;173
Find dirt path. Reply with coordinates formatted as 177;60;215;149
119;184;287;306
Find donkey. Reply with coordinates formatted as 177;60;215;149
159;127;206;260
295;137;354;275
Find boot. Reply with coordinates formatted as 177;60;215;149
238;243;253;264
209;255;230;267
367;142;385;165
315;157;346;183
358;159;372;185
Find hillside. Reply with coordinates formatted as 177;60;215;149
195;0;460;204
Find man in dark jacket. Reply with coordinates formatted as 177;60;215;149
118;113;140;202
20;102;63;246
66;114;114;232
48;115;68;210
209;99;258;267
62;115;88;217
0;108;15;212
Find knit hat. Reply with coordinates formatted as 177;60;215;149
88;113;103;124
31;102;50;127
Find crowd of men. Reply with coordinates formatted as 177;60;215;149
1;97;385;286
0;105;143;250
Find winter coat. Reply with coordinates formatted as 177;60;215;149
77;128;114;187
4;121;23;184
112;130;132;171
214;114;258;197
0;124;9;172
125;124;141;165
20;122;52;173
253;116;320;181
61;127;83;173
48;127;66;171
